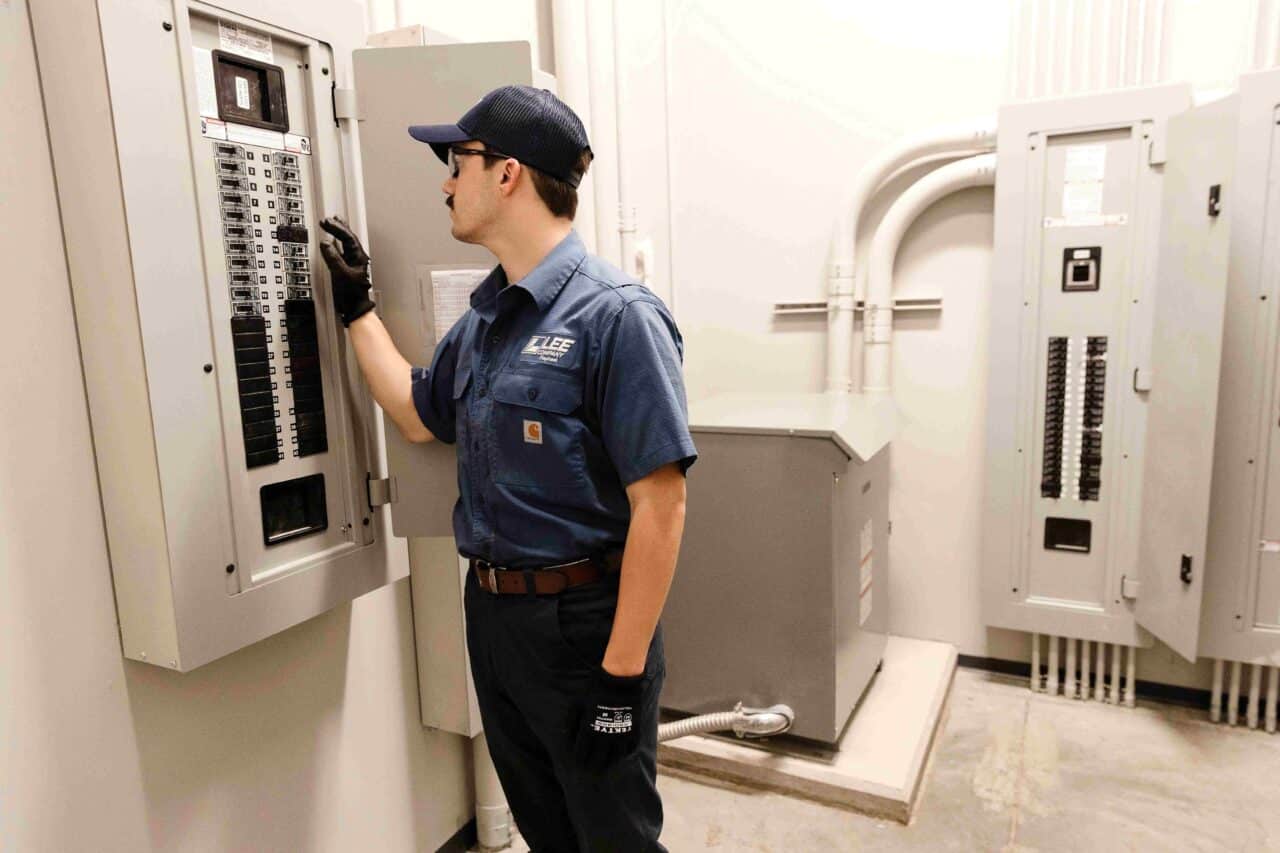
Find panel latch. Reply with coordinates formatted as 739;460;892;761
367;474;397;508
1121;575;1141;600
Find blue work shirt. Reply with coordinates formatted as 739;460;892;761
410;230;697;569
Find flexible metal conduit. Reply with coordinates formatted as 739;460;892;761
658;704;795;743
824;121;995;394
861;153;997;394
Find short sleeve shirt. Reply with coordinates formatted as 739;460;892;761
410;230;697;569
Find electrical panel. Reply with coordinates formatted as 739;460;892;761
1140;69;1280;667
31;0;398;671
982;84;1193;647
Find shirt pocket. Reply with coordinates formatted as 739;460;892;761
490;370;586;488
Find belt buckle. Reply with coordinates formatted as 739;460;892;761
488;566;498;594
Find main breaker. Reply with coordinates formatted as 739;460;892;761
982;84;1192;648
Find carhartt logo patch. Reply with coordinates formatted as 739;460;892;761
523;420;543;444
521;334;577;365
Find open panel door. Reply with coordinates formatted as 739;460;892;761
353;42;534;536
1135;96;1237;660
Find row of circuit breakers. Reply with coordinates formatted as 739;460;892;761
213;141;328;470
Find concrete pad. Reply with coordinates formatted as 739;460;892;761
657;636;957;823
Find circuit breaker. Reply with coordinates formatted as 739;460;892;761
982;84;1192;648
31;0;396;671
1139;68;1280;668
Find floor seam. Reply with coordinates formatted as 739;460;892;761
1006;696;1032;849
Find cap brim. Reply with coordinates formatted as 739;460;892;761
407;124;471;164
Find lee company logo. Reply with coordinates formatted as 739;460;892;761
521;334;576;365
523;420;543;444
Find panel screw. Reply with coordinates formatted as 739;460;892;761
322;67;330;76
203;363;213;373
162;21;173;31
226;564;235;574
362;517;370;526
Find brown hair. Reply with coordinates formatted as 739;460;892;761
485;146;593;220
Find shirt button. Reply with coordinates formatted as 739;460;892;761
490;335;501;346
478;386;487;397
527;387;539;401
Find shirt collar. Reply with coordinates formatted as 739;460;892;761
469;230;586;323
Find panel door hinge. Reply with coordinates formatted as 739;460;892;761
333;85;362;123
367;474;397;508
1132;366;1152;392
1121;575;1141;600
1147;120;1168;166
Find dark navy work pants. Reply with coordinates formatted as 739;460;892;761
463;568;667;852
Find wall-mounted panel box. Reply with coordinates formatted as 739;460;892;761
31;0;397;671
1139;69;1280;667
982;84;1192;648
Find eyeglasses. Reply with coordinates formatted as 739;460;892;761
448;145;511;179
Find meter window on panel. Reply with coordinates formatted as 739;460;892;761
1062;246;1101;292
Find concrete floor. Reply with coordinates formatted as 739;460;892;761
501;666;1280;851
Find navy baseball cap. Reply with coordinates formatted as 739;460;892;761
408;85;592;187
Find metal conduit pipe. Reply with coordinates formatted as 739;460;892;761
472;733;512;850
1110;644;1122;704
658;704;796;743
1081;640;1091;700
1248;663;1263;729
1031;633;1041;692
1094;642;1106;702
1266;666;1278;734
550;0;598;253
1228;660;1242;726
824;120;996;393
1066;637;1078;699
862;153;998;394
1047;633;1059;696
1125;645;1137;708
1210;658;1224;723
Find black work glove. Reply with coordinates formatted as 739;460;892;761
573;667;646;773
318;216;376;326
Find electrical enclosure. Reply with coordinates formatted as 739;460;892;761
1140;69;1280;667
982;84;1193;648
31;0;395;671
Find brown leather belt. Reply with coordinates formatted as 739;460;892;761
471;550;623;596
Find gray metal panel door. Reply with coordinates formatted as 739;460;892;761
353;43;533;536
1136;97;1237;660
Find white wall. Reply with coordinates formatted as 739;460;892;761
645;0;1267;691
1;2;473;850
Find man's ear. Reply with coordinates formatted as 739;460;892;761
499;159;520;191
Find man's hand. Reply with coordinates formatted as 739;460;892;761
574;666;647;773
318;216;376;327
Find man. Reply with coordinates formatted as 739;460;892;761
318;85;695;852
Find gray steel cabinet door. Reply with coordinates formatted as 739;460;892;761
353;42;534;536
1137;96;1236;661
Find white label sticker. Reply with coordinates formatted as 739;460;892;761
1043;214;1128;229
1064;144;1107;183
193;47;218;118
427;268;489;345
1261;540;1280;553
219;21;273;63
234;76;251;110
226;123;285;149
199;117;228;140
283;133;312;155
1062;182;1104;218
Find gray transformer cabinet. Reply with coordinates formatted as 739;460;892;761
662;393;895;744
1139;68;1280;668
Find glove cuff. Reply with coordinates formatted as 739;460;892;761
341;297;377;328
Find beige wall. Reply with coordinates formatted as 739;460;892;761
1;2;470;849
